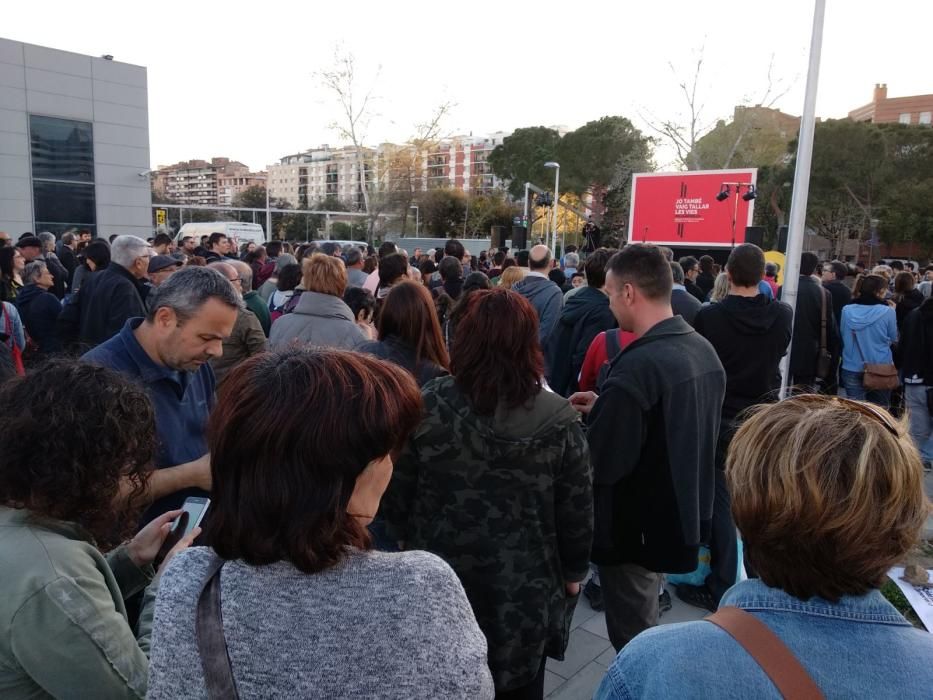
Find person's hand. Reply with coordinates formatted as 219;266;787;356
189;453;212;491
566;582;581;596
358;320;377;340
568;391;598;415
126;509;183;567
157;526;202;577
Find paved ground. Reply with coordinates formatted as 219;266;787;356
544;583;706;699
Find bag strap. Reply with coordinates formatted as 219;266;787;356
707;607;824;700
604;328;621;359
819;288;828;354
195;554;239;699
850;329;867;365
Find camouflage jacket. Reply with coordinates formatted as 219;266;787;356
382;376;593;692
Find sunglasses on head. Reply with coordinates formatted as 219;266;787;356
785;393;899;437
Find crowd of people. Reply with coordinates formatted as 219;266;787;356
0;225;931;698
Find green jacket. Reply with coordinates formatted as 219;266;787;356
382;376;593;692
243;290;271;337
0;506;157;699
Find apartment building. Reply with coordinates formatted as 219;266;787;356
153;157;260;206
848;83;933;125
424;132;509;193
266;145;372;209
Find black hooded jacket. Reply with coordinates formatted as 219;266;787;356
901;298;933;385
545;286;616;397
694;294;793;421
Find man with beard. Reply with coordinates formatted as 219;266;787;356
82;266;238;520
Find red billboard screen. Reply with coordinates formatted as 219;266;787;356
627;169;757;248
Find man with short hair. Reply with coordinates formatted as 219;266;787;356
59;235;152;348
207;262;267;382
545;248;615;396
513;245;563;344
152;233;174;256
345;248;368;288
696;255;716;298
56;231;79;287
148;255;183;288
0;231;11;247
563;252;580;277
203;232;229;263
231;259;271;336
83;266;239;520
678;244;792;612
778;251;840;391
320;241;341;257
670;262;702;326
678;257;706;303
569;244;725;651
487;251;506;280
444;239;466;262
179;236;197;258
822;260;852;327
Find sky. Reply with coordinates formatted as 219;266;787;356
4;0;931;172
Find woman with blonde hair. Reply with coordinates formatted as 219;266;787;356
597;394;933;698
498;265;526;290
708;272;731;304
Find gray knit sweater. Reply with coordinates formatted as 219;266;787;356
147;547;494;698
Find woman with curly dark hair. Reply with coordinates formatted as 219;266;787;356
0;360;198;697
146;348;494;698
382;289;594;698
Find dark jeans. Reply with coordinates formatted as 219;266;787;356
600;562;661;652
704;424;739;601
705;467;738;601
840;368;891;408
495;655;547;700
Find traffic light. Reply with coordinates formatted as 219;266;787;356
535;192;553;207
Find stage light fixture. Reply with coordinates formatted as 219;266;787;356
715;186;730;202
742;186;757;202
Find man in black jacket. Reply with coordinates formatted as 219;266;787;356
901;298;933;470
677;244;793;612
55;230;79;289
779;252;840;391
679;256;707;303
203;232;230;264
59;235;151;349
570;244;725;651
545;248;615;396
821;260;852;328
670;262;702;325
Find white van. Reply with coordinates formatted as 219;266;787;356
175;222;266;250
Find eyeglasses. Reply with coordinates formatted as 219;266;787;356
785;393;899;437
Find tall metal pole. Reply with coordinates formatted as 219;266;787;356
779;0;827;398
552;167;560;252
265;179;272;240
523;182;530;243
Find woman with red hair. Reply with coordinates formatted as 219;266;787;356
382;288;593;699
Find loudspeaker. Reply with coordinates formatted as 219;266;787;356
491;225;506;249
744;226;765;248
777;226;789;253
511;225;527;250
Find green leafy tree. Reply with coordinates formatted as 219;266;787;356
487;127;561;199
417;188;467;237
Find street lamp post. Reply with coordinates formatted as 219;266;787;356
410;205;420;237
544;162;560;252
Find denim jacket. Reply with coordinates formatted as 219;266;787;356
595;578;933;699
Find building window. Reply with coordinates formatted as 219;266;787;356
920;112;932;125
899;113;911;125
29;115;96;236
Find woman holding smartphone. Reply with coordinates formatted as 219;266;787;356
147;348;494;699
0;361;198;698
